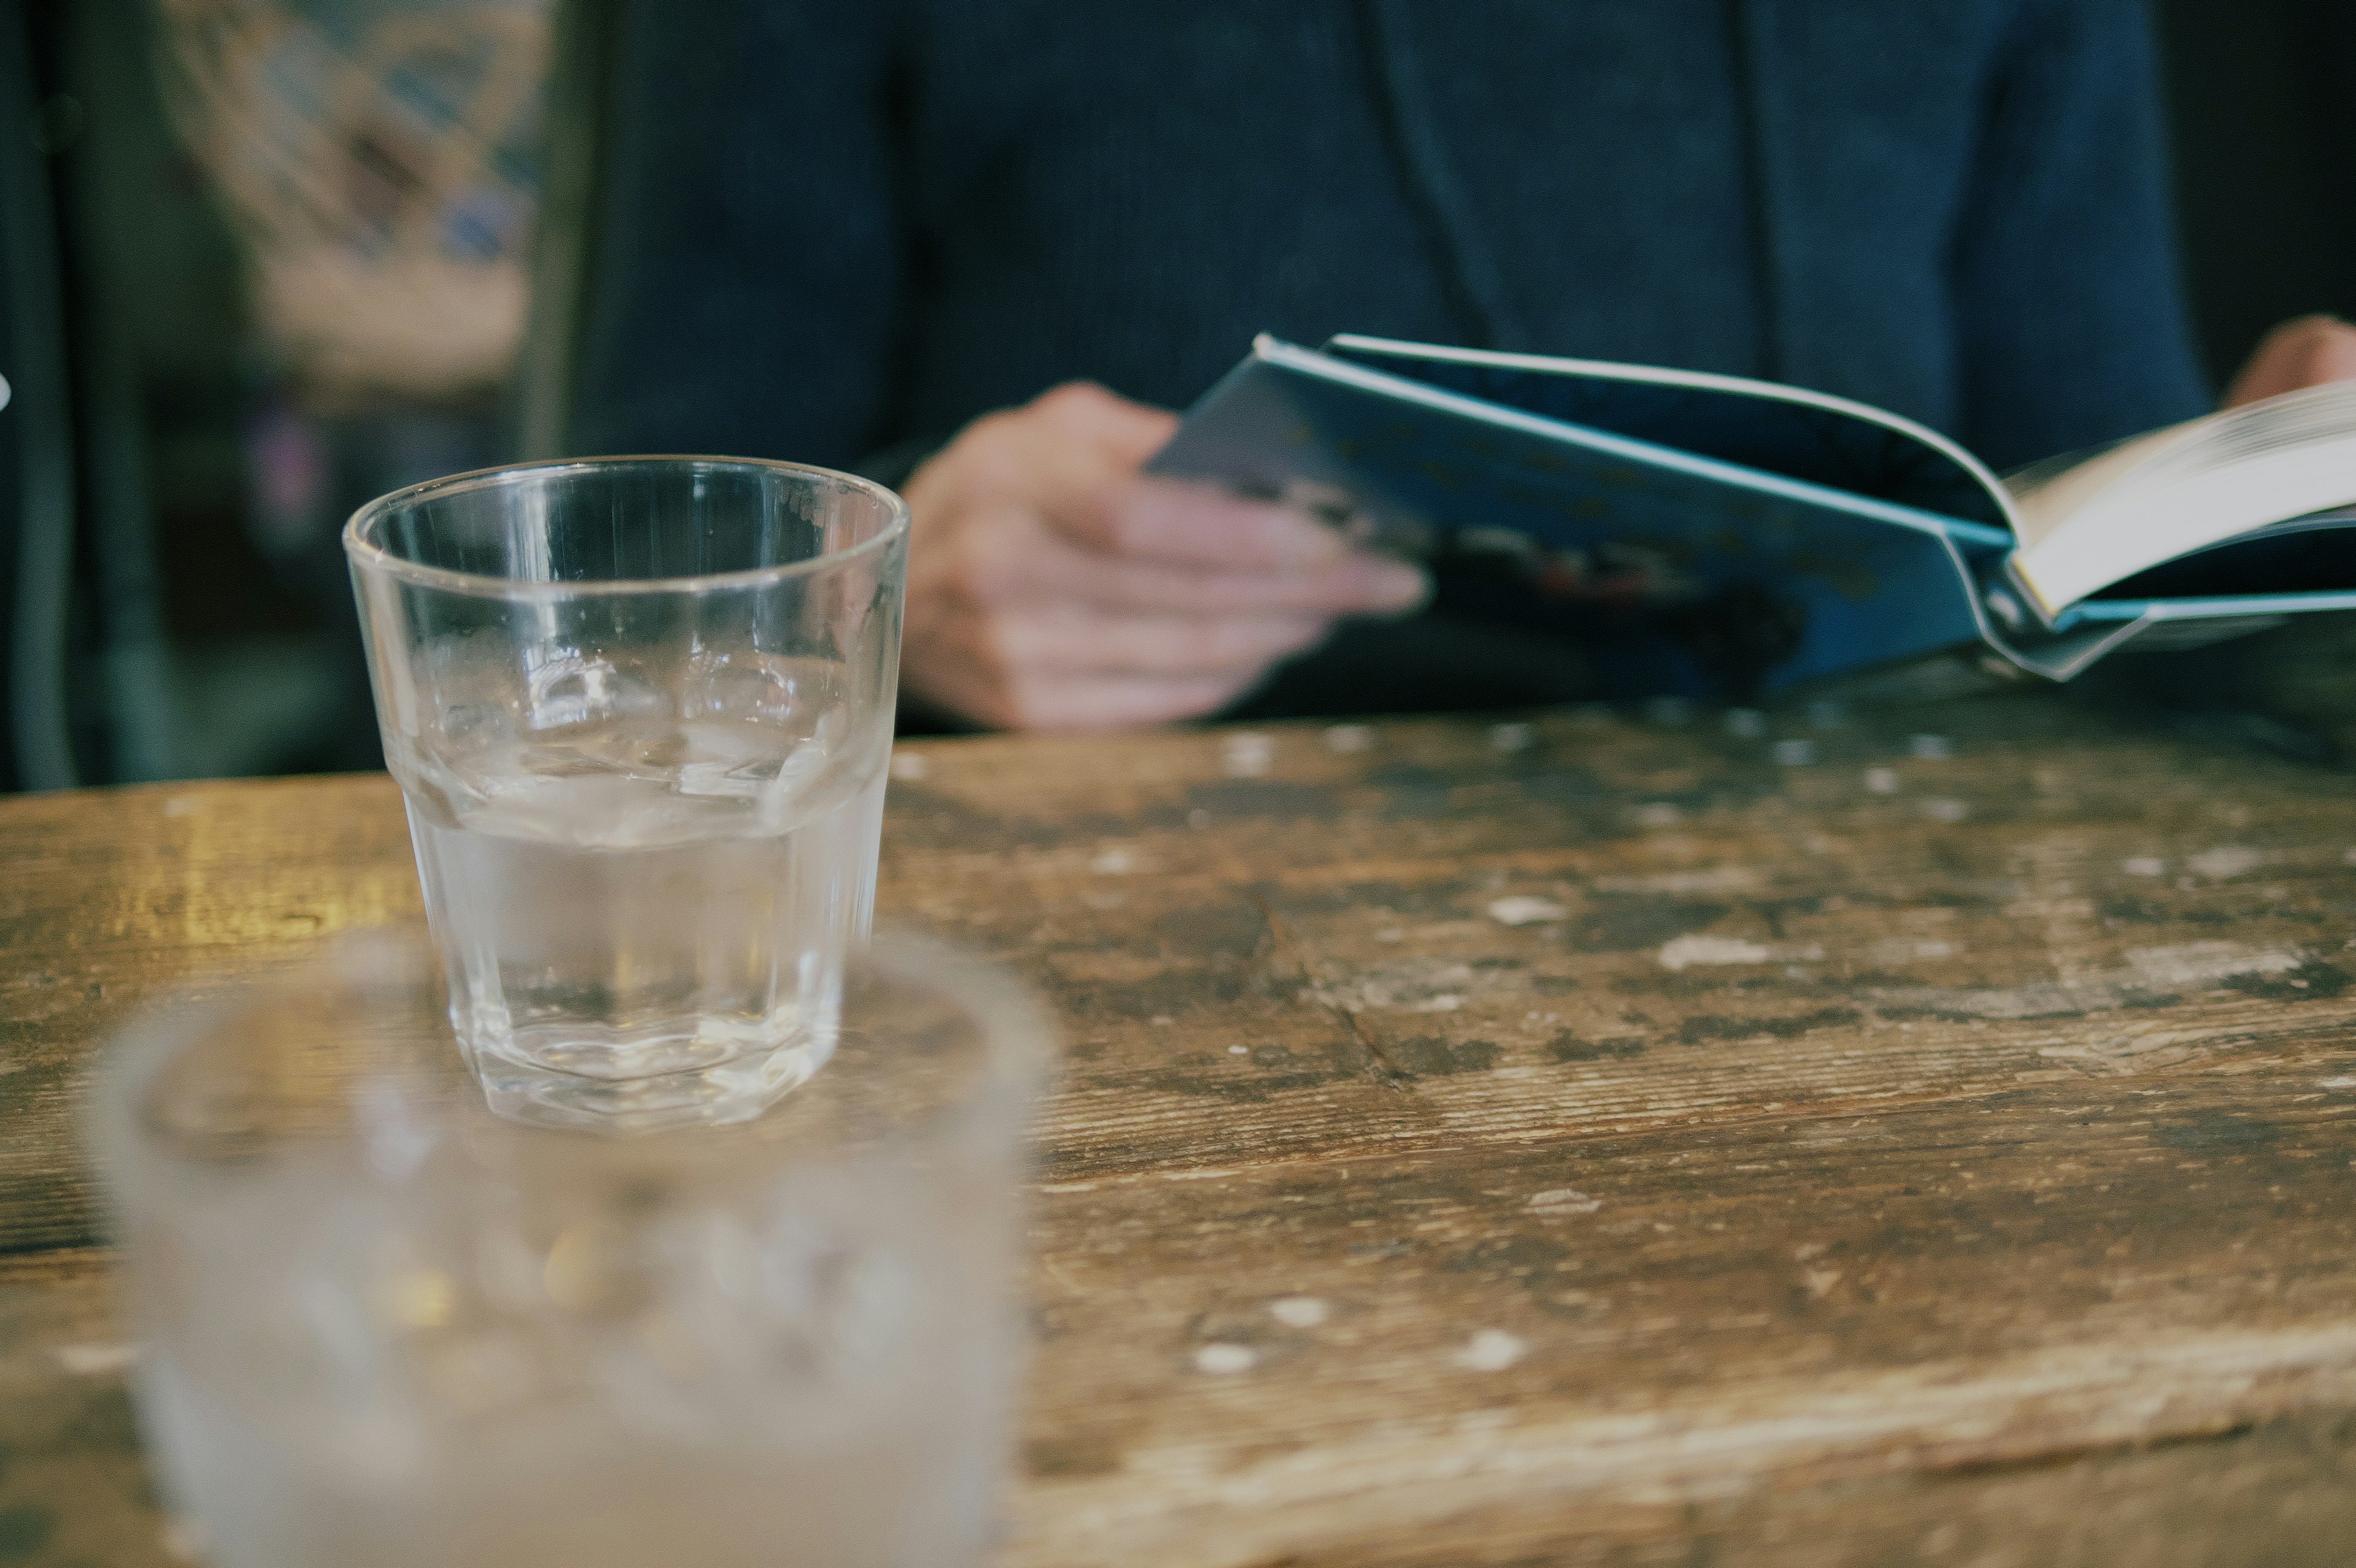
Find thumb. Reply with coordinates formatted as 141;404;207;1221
1028;380;1180;469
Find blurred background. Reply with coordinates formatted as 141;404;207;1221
0;0;2349;793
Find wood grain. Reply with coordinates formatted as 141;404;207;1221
6;691;2356;1563
0;775;421;1251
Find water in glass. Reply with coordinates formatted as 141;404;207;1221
399;649;890;1129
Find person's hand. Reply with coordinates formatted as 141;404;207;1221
898;382;1428;729
2223;314;2356;408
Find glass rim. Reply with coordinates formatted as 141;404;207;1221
87;925;1055;1207
340;454;912;602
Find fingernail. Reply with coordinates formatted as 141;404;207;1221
1358;556;1430;611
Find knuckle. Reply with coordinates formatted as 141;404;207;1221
966;404;1026;445
1094;496;1149;556
1034;380;1112;423
937;544;990;611
958;437;1029;501
942;521;1019;608
968;611;1023;686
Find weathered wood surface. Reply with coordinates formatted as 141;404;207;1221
6;692;2356;1564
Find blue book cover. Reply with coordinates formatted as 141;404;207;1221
1147;335;2356;695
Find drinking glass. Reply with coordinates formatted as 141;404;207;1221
344;458;908;1131
89;930;1050;1568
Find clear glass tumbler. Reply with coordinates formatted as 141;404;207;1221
344;458;908;1131
90;930;1050;1568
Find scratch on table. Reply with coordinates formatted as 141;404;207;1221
2186;847;2266;879
52;1342;136;1377
1595;867;1760;895
1658;934;1822;971
1873;943;2306;1022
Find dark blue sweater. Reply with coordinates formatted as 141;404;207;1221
577;0;2209;472
572;1;2212;709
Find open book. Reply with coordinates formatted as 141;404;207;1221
1147;334;2356;693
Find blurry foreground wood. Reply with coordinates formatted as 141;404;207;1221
6;693;2356;1566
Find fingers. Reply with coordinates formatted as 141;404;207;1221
897;380;1433;730
2224;315;2356;407
995;672;1250;729
964;383;1355;567
919;505;1426;617
1025;532;1427;615
899;632;1255;730
1026;381;1179;467
1058;477;1353;566
966;604;1331;678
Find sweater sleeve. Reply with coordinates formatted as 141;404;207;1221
1949;0;2212;471
568;0;906;467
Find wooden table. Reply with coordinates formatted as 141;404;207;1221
8;693;2356;1566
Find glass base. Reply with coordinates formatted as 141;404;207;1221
456;1015;836;1133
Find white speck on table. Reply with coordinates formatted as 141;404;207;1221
1220;732;1276;777
1489;722;1536;752
1658;933;1771;970
1488;896;1568;927
1457;1329;1528;1372
2187;847;2263;879
1269;1296;1330;1328
1868;937;1956;964
1195;1343;1257;1375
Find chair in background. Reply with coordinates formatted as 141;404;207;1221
1;0;551;793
